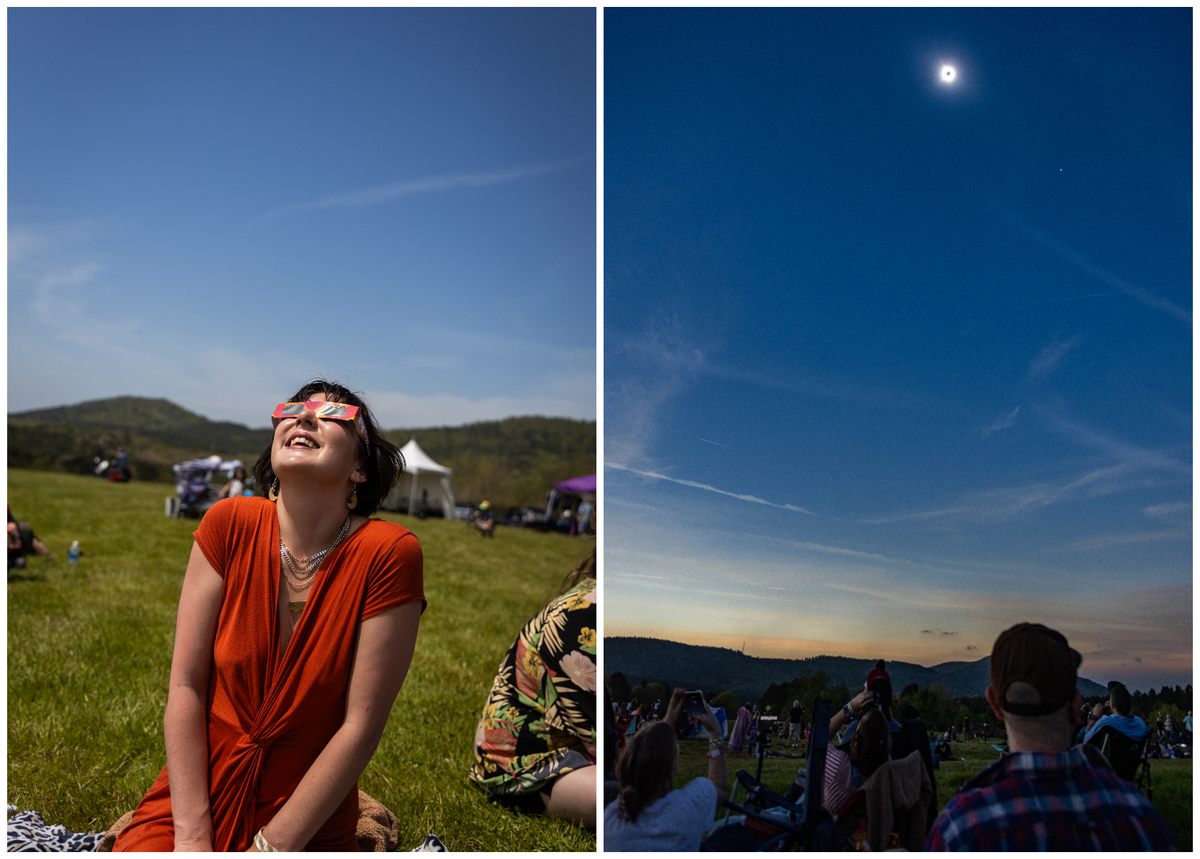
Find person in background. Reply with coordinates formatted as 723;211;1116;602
217;466;247;500
604;688;727;851
927;622;1173;851
865;659;890;691
7;506;50;569
1083;682;1147;744
470;550;596;828
788;699;805;744
474;500;496;537
576;498;594;536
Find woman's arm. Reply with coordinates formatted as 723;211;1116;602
698;707;728;804
829;688;875;738
165;542;225;852
253;600;422;852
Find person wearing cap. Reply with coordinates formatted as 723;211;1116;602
1083;681;1148;744
927;622;1174;851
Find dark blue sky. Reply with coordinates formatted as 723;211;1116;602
604;7;1190;691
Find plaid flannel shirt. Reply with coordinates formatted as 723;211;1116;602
927;744;1174;851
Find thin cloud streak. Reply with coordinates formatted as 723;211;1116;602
1021;223;1191;325
1064;529;1190;552
269;157;586;217
1026;336;1082;382
981;406;1021;438
1035;405;1191;475
864;463;1138;525
608;462;815;514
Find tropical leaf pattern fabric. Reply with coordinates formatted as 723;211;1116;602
469;577;597;797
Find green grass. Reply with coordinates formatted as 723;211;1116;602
7;469;595;851
675;735;1192;850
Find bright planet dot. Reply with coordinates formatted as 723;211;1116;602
939;64;958;84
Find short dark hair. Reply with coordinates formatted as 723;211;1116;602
253;379;403;517
1108;681;1133;716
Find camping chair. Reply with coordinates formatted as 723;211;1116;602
836;750;933;851
702;698;850;851
1087;726;1152;799
889;716;938;831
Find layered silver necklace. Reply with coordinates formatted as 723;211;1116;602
280;514;352;595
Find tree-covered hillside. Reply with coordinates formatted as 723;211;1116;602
9;397;595;512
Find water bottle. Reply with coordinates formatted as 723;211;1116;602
68;540;81;565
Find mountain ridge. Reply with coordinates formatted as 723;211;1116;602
605;635;1108;700
9;396;594;509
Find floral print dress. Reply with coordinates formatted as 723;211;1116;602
470;577;597;798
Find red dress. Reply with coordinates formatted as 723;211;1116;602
114;496;424;851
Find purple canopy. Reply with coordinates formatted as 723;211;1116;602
554;474;596;494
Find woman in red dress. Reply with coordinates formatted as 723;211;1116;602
115;380;424;851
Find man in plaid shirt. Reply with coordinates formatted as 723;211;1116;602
927;623;1174;851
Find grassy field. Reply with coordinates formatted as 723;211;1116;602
676;732;1192;850
7;469;595;851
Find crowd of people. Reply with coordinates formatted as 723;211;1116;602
605;623;1179;851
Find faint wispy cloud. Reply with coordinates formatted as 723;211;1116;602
1143;501;1190;518
981;405;1021;438
606;320;707;468
30;262;107;321
608;462;815;514
1026;336;1082;382
1034;404;1191;475
1064;530;1190;552
267;156;586;217
700;437;725;446
1021;223;1190;325
865;463;1139;525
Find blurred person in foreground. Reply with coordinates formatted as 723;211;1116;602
470;549;597;828
114;381;424;851
927;622;1174;851
604;688;728;851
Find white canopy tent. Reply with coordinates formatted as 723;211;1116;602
383;439;456;518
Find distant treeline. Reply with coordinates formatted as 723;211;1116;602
606;670;1193;735
8;396;595;512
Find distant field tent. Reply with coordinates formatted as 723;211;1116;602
382;439;456;518
545;473;596;518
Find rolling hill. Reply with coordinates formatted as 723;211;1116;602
8;396;595;511
605;635;1108;701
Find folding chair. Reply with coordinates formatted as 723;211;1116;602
702;698;850;851
1088;726;1152;799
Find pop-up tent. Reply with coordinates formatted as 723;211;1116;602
545;473;596;519
382;439;456;518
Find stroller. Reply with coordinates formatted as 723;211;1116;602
170;456;244;518
702;698;851;851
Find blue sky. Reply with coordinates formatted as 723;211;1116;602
604;8;1191;692
9;8;595;429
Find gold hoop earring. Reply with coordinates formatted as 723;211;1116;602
268;479;280;502
347;486;358;510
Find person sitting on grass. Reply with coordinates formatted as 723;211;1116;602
469;549;597;828
604;688;728;851
7;505;50;569
112;380;425;851
927;622;1174;851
